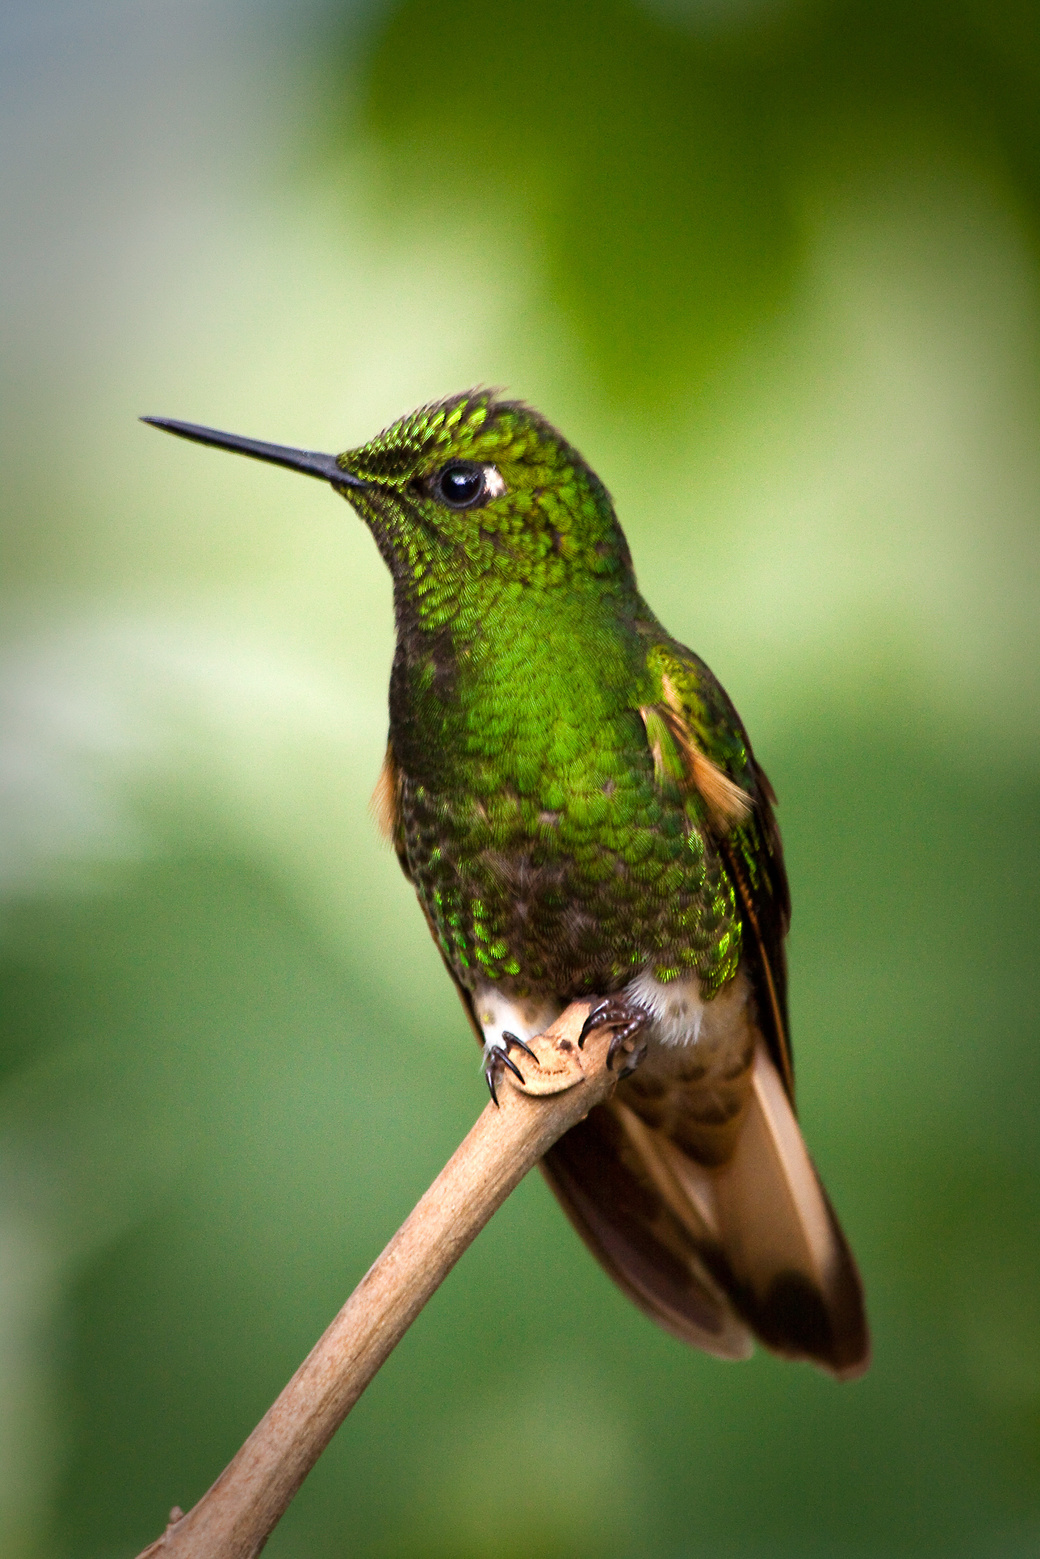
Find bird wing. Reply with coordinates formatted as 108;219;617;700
542;642;867;1375
639;640;794;1097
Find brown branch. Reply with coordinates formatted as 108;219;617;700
136;1001;619;1559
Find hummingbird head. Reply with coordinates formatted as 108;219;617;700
336;390;634;605
143;391;635;635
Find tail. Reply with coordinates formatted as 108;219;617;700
540;1040;870;1378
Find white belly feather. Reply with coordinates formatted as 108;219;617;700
474;966;754;1075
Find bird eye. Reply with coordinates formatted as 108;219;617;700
433;461;488;509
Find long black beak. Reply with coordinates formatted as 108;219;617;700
141;417;369;489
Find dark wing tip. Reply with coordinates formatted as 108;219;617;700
746;1264;870;1380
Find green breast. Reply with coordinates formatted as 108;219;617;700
392;581;742;1001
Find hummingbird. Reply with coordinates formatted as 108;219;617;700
143;391;869;1378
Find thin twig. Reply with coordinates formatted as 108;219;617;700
136;1001;618;1559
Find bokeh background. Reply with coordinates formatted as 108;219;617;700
3;0;1039;1554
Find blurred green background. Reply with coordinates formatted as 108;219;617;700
2;0;1039;1554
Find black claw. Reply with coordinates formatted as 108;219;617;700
499;1050;526;1085
578;1004;607;1048
580;998;651;1051
606;1019;647;1069
484;1040;528;1106
501;1030;538;1062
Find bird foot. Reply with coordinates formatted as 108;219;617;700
578;998;651;1075
483;1030;539;1105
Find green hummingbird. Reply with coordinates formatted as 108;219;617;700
144;391;869;1378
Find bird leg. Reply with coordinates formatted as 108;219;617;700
578;998;651;1075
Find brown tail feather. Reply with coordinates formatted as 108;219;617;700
541;1042;869;1378
540;1101;753;1359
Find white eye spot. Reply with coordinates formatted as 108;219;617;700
482;465;506;499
